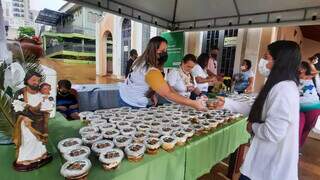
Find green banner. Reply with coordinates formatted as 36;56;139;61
161;32;185;68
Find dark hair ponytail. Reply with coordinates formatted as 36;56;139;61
248;40;301;123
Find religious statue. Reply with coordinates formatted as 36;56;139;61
11;70;54;171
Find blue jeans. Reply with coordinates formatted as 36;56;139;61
118;94;140;109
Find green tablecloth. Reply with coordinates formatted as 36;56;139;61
0;113;250;180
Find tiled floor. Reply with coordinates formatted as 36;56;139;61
199;137;320;180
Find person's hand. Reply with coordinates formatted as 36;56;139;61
57;106;67;111
247;122;253;134
187;85;196;92
209;77;218;83
245;87;253;94
193;99;207;111
69;104;78;109
212;96;225;109
151;94;158;107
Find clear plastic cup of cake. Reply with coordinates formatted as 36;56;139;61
180;120;191;129
160;135;177;152
58;138;82;154
102;129;120;140
183;127;195;138
120;127;136;136
82;133;103;146
173;131;188;146
137;124;151;132
124;143;146;162
144;137;161;155
132;131;147;143
60;158;92;180
161;126;173;136
116;121;132;129
63;146;91;162
147;129;161;138
113;135;133;149
99;123;117;132
79;126;99;137
150;121;162;130
193;124;205;136
170;123;182;131
91;140;114;156
99;148;124;171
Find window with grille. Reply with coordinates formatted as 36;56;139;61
121;18;131;76
205;29;238;77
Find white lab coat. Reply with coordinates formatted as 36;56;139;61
225;81;299;180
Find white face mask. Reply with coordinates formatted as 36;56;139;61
313;58;319;65
258;58;271;77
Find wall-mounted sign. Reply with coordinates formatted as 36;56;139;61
161;32;185;68
224;37;238;47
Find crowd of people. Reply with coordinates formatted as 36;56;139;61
118;36;320;180
49;36;320;180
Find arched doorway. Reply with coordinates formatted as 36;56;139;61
121;18;131;76
105;31;113;74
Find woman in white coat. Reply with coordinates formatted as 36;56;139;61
218;40;301;180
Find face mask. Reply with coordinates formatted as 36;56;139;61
313;58;318;65
258;58;271;77
158;52;168;65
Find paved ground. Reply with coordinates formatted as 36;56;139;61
40;58;122;84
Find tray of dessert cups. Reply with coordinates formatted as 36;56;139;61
79;126;99;137
124;143;146;162
102;129;120;140
82;133;103;146
113;135;133;149
99;148;124;171
144;137;161;155
173;131;188;146
64;146;91;162
60;158;92;180
91;140;114;156
160;135;177;152
58;138;82;154
132;131;147;143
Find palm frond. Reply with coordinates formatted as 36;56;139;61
0;89;15;137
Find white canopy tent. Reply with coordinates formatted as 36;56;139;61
66;0;320;31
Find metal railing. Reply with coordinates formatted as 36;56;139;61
45;43;95;55
56;25;95;37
